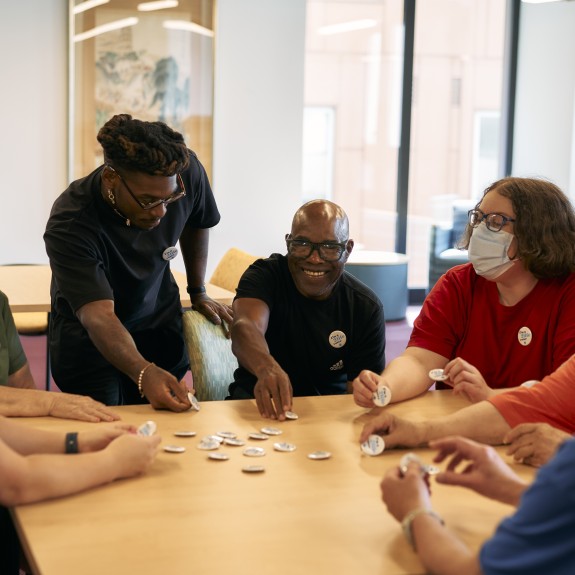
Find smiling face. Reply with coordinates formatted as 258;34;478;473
101;166;183;231
287;201;354;300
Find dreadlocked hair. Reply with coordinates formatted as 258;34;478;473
97;114;190;176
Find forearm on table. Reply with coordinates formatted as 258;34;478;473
3;451;121;506
422;402;511;445
0;387;56;417
0;417;67;455
411;514;482;575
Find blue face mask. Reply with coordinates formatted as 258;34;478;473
468;222;516;280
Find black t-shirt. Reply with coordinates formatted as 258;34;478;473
232;254;386;396
44;151;220;371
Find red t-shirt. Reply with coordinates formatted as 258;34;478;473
409;263;575;389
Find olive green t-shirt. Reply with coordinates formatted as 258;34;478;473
0;290;27;385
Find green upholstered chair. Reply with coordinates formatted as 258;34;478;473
182;310;238;401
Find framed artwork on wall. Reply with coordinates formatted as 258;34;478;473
69;0;214;181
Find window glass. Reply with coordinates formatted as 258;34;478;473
304;0;404;251
409;0;506;287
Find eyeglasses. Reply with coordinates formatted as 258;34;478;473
285;235;348;262
106;165;186;210
468;208;516;232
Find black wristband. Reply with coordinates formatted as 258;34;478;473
65;432;79;454
186;285;206;295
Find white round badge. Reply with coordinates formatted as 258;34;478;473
517;327;532;346
329;330;347;349
162;246;178;261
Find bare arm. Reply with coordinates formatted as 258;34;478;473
381;462;482;575
6;362;36;390
0;432;160;506
0;416;132;455
231;297;292;419
76;300;189;411
353;347;449;407
0;386;120;422
179;226;232;328
360;400;512;448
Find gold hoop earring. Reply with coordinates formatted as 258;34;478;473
107;189;116;205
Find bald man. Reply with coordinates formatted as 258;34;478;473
228;200;386;420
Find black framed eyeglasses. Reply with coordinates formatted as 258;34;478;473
106;165;186;210
285;234;348;262
468;208;516;232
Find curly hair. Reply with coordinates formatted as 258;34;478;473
458;177;575;279
97;114;189;176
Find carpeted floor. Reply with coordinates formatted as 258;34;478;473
20;307;419;392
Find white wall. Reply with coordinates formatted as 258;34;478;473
208;0;306;274
0;0;306;277
513;2;575;196
0;0;67;264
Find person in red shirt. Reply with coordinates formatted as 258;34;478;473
353;177;575;407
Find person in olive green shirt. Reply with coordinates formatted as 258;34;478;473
0;290;119;422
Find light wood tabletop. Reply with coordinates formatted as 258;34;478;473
12;392;536;575
0;265;234;312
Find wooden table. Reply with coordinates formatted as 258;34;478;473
0;265;234;312
12;392;536;575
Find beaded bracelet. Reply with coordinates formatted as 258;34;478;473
137;362;155;398
401;508;445;550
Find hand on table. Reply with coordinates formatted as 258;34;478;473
48;392;121;423
443;357;494;403
191;294;234;337
106;433;162;479
359;412;425;449
140;365;192;412
504;422;571;467
78;422;137;453
430;436;526;506
253;366;293;421
352;369;383;408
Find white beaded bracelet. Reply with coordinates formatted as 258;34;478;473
401;508;445;550
137;362;155;398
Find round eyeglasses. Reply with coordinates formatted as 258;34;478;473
468;208;516;232
285;235;348;262
106;164;186;210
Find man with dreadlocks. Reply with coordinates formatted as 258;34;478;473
44;114;231;411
